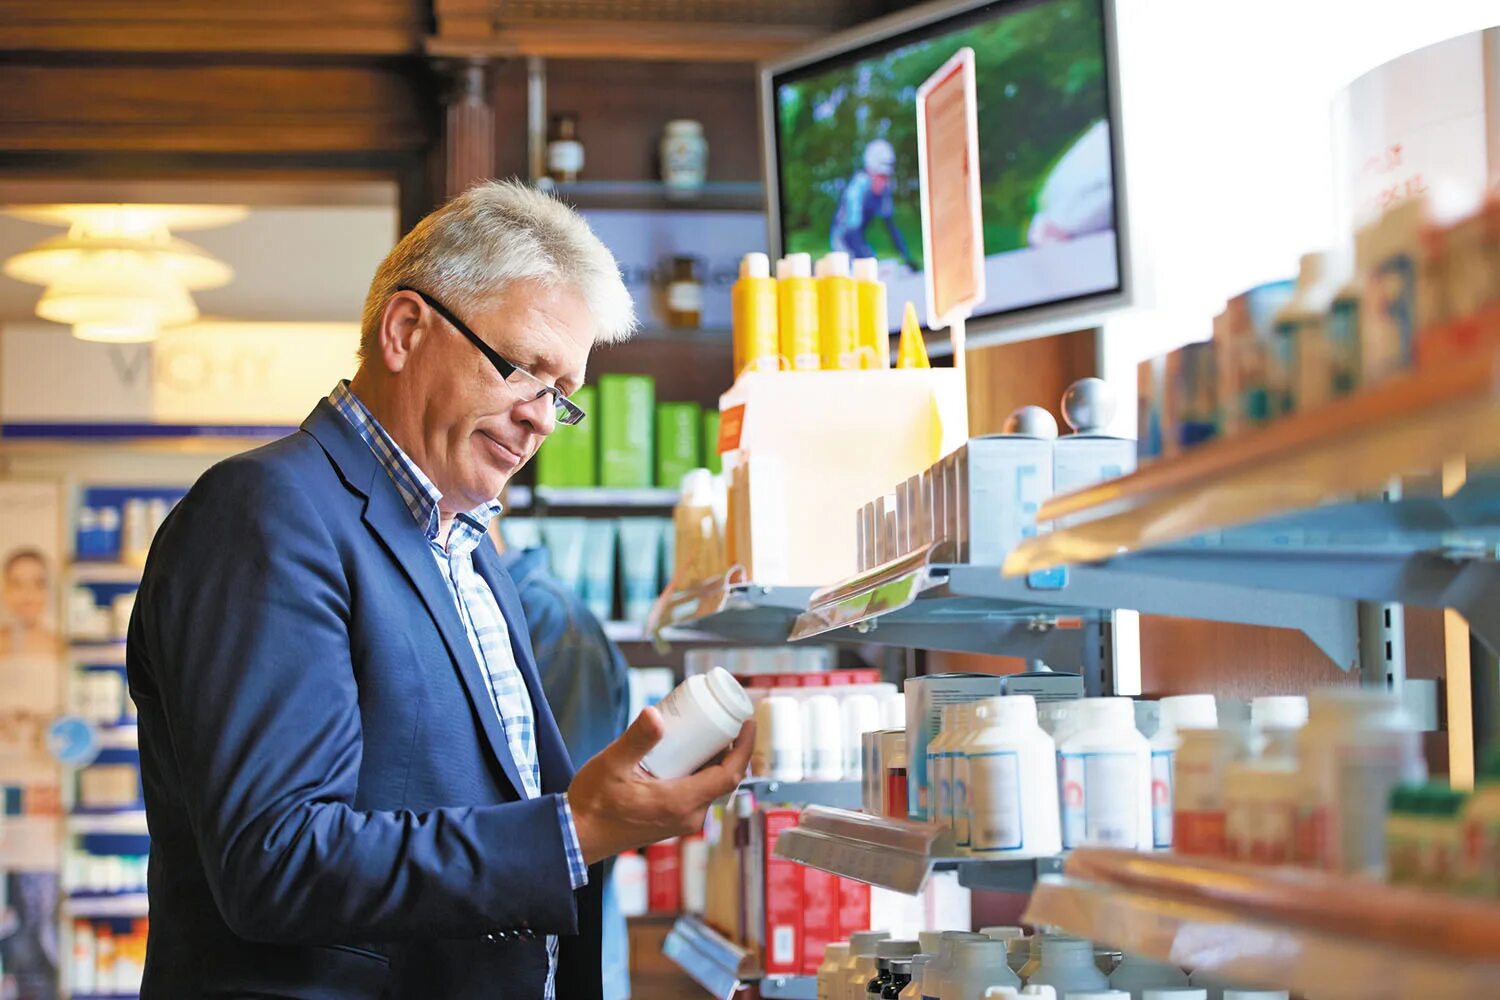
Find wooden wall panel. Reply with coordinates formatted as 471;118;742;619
964;329;1098;436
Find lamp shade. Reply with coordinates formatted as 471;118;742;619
3;232;233;290
37;262;198;343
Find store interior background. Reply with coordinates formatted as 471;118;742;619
1;1;1497;996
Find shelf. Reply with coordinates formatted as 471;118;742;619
64;893;149;918
602;620;717;644
531;486;680;508
68;563;143;585
661;915;759;1000
70;641;126;663
539;179;764;212
648;571;815;645
739;779;862;811
94;725;138;749
789;543;1357;670
67;811;148;835
1024;849;1500;1000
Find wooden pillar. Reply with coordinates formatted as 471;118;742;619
439;57;495;199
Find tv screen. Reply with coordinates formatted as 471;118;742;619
764;0;1126;338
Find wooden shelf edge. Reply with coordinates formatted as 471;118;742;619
427;20;821;62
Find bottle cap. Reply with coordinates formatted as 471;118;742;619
849;930;890;955
853;256;880;282
876;939;920;960
783;252;813;279
741;252;770;279
1159;694;1217;730
1083;697;1135;729
1250;696;1307;731
980;695;1038;728
704;667;752;725
815;251;852;278
981;926;1026;941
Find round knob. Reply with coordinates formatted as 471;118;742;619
1002;405;1058;439
1061;377;1116;434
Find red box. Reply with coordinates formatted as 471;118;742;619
799;864;839;974
836;877;871;940
747;675;779;689
646;838;681;913
761;808;802;975
822;671;853;687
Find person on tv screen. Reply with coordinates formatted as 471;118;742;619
830;138;918;270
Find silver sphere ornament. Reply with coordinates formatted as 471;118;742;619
1061;377;1116;435
1002;405;1059;439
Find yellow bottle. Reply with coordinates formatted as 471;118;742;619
815;251;859;370
896;301;930;369
852;256;890;369
733;252;779;379
776;253;820;371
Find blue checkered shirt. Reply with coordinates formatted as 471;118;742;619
330;382;587;996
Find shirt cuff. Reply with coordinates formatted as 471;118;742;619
557;794;589;890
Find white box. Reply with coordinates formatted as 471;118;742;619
963;435;1054;565
903;673;1008;821
1053;434;1135;498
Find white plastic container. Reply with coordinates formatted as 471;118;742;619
1037;698;1086;744
753;695;804;782
967;696;1061;857
1172;727;1250;857
841;931;890;1000
640;667;752;779
1149;695;1217;850
818;942;851;1000
1249;696;1307;760
923;931;987;1000
927;704;965;836
803;694;844;781
952;701;994;851
944;938;1019;1000
1027;936;1109;996
882;691;907;730
1060;699;1153;850
1108;953;1189;1000
900;954;932;1000
842;693;882;779
1223;759;1299;864
1295;687;1425;873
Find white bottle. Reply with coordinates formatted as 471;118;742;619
1295;687;1425;873
967;696;1061;857
1060;699;1153;850
842;693;881;779
1249;696;1307;760
882;691;907;730
1187;969;1237;1000
804;694;844;781
1020;988;1057;1000
1028;936;1109;995
927;704;965;837
945;938;1019;1000
1108;953;1189;1000
924;931;987;1000
900;954;933;1000
952;701;993;852
844;931;890;1000
1173;727;1250;858
1149;695;1217;850
640;668;752;779
752;695;804;782
819;943;851;1000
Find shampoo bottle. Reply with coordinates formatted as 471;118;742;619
734;252;780;377
816;251;859;370
777;253;821;371
853;256;891;368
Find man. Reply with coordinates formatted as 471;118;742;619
126;181;752;999
829;138;919;270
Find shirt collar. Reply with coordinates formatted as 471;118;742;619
328;381;503;545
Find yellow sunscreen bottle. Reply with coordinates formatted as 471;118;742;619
776;253;821;371
852;256;890;369
896;301;930;369
733;252;779;378
815;251;859;370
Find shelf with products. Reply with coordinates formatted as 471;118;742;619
63;894;149;919
661;914;762;1000
67;563;144;585
770;804;1061;896
522;486;682;509
540;179;765;213
67;811;148;836
738;778;862;811
1024;848;1500;1000
648;571;816;645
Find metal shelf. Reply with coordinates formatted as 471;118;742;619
661;915;761;1000
648;571;814;644
64;893;149;918
739;779;861;811
1024;848;1500;1000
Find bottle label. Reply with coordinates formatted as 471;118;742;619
1060;751;1141;848
1249;803;1295;864
547;140;584;174
953;756;971;846
1174;809;1226;856
968;750;1023;852
1150;748;1174;848
668;281;703;313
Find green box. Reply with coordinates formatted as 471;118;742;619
599;374;655;488
655;401;702;489
534;384;597;487
702;410;722;475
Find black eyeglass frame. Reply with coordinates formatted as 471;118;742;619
396;285;586;426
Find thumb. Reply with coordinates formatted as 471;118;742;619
618;706;666;765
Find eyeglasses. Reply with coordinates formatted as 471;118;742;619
397;286;586;426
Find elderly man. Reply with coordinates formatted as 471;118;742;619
126;181;751;999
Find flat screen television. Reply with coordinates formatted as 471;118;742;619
761;0;1129;347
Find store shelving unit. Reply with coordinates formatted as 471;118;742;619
67;811;148;835
67;563;144;585
529;486;680;508
739;778;862;811
63;894;149;919
541;179;765;213
648;571;815;645
94;725;138;750
662;914;816;1000
1024;849;1500;1000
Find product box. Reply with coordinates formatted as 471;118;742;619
904;674;1007;821
836;877;871;941
1239;280;1296;426
645;837;681;913
760;807;802;975
655;401;702;490
599;374;655;488
1136;355;1164;462
1357;197;1438;382
702;409;723;475
999;671;1085;702
799;862;839;974
535;384;598;487
1162;340;1215;452
959;435;1054;563
1054;433;1136;499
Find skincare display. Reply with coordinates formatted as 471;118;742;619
71;916;149;997
501;514;670;625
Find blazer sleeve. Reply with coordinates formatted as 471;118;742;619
130;455;579;946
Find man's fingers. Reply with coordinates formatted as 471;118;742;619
618;707;666;765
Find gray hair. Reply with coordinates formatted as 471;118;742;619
359;180;635;361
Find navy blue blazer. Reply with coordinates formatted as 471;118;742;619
126;399;603;999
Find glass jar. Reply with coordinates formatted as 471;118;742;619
547;113;584;183
664;254;703;329
660;118;708;192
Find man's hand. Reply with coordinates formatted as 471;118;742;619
568;707;753;865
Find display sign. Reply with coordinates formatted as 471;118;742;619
916;47;986;340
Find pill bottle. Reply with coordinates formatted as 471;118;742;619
882;958;914;998
1150;695;1217;850
1109;952;1189;1000
1173;727;1251;857
1060;698;1153;850
1223;759;1298;864
924;932;987;1000
1248;695;1307;760
753;695;804;782
842;693;881;779
944;939;1019;1000
952;701;997;852
967;696;1061;857
898;954;932;1000
819;942;851;1000
926;704;965;836
639;667;751;779
839;932;890;1000
804;694;844;781
866;940;920;997
1027;936;1108;996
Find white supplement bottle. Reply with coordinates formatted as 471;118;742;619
1109;953;1189;999
842;693;881;780
818;942;851;1000
923;931;986;1000
926;704;964;837
841;932;890;1000
640;667;752;779
1249;695;1307;759
1173;727;1250;857
944;938;1018;1000
753;695;804;782
1060;699;1153;850
804;694;844;781
1149;695;1217;850
882;690;906;730
952;701;993;851
967;696;1061;857
1027;935;1109;996
1295;687;1424;873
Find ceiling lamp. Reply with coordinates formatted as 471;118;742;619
2;203;245;343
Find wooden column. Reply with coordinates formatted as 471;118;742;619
440;57;496;199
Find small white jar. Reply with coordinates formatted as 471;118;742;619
640;667;752;779
752;695;803;782
1060;698;1154;850
802;694;843;781
660;119;707;191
